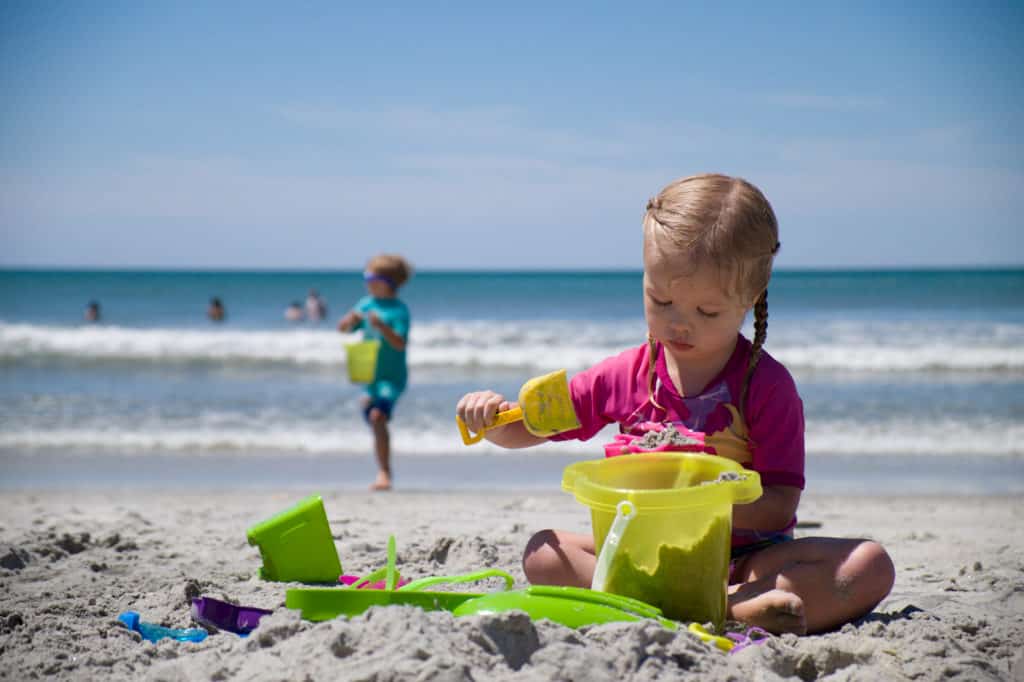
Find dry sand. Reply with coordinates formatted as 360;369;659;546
1;489;1022;681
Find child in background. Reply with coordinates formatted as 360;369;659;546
456;174;894;634
207;297;226;322
306;289;328;321
338;254;412;491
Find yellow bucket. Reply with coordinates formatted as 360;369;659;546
562;452;762;626
345;340;380;384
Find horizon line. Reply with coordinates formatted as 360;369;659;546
1;264;1022;275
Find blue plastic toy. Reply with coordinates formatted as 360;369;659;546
117;611;208;643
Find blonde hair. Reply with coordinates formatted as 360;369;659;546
642;173;780;415
366;254;413;289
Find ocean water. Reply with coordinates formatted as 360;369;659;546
1;268;1022;492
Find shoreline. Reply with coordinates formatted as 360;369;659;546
2;449;1022;496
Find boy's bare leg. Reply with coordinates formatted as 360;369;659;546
522;530;596;587
728;537;894;635
368;408;392;491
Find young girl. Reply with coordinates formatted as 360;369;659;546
338;254;412;491
455;174;894;634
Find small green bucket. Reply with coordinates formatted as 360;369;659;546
246;495;342;583
345;340;380;384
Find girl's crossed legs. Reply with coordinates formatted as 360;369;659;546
523;530;894;635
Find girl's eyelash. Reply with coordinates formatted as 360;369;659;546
648;293;719;315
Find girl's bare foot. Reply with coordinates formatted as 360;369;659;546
728;588;807;635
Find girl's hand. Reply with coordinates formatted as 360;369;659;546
368;311;384;330
456;390;513;434
337;311;362;332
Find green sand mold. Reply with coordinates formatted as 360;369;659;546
246;495;342;583
604;515;732;626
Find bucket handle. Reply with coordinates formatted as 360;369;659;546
591;500;636;592
346;534;401;590
344;535;515;593
398;569;515;592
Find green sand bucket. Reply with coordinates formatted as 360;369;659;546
345;339;380;384
246;495;342;583
563;452;762;628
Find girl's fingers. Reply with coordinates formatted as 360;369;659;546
481;395;505;427
457;391;507;432
471;393;496;430
457;394;480;429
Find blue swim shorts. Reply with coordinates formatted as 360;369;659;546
362;379;404;423
363;398;394;423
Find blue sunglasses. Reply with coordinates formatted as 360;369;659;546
363;272;396;289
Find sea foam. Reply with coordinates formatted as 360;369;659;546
2;415;1020;457
3;320;1022;374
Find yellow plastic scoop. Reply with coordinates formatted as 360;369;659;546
457;369;580;445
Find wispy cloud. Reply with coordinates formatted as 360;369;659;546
277;103;638;161
3;105;1021;267
759;93;886;112
0;153;656;225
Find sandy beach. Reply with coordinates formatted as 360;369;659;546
3;0;1021;678
1;488;1022;681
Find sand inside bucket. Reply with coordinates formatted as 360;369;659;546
605;514;732;624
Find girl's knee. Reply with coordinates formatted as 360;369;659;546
522;529;595;587
856;540;895;594
832;539;895;610
522;529;559;582
523;529;592;584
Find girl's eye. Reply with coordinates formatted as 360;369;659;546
698;308;720;318
649;295;672;307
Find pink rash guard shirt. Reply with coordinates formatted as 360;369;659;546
551;334;805;546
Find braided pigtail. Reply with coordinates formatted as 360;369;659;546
739;289;769;419
646;333;666;413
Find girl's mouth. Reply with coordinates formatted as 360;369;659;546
668;340;694;352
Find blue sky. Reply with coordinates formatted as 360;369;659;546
1;2;1021;269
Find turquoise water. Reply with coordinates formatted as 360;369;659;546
2;268;1022;326
1;268;1022;491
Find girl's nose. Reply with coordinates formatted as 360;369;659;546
666;325;691;343
667;313;692;337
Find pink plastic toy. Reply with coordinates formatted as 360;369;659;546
339;575;411;589
604;422;706;458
